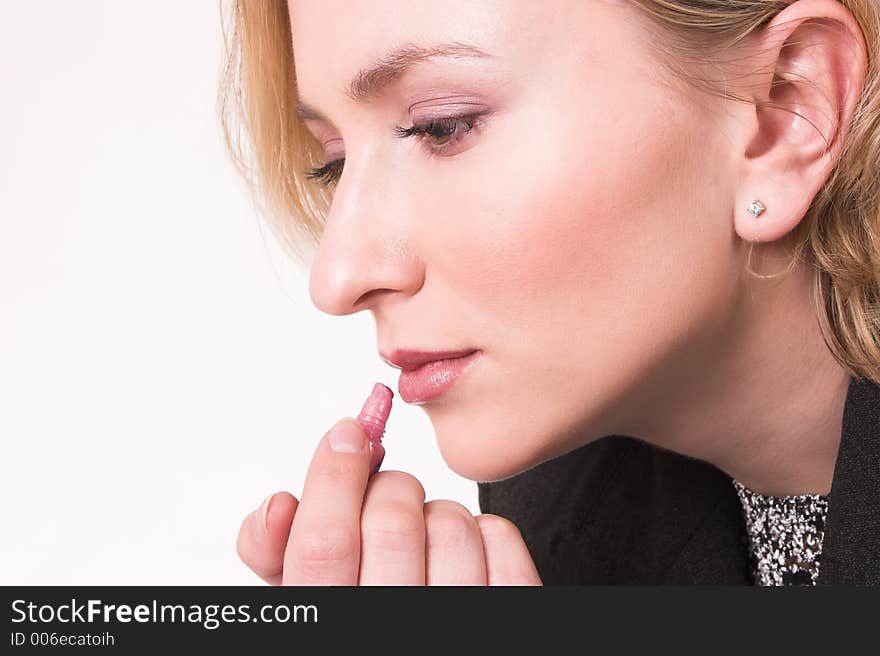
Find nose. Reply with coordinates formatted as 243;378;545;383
308;156;425;317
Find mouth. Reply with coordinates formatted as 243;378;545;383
385;350;482;404
381;348;479;371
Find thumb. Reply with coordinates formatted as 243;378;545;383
325;417;371;455
321;417;383;480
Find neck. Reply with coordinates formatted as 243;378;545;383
628;249;851;497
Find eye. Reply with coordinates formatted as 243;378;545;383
304;113;486;188
306;159;344;187
393;113;483;157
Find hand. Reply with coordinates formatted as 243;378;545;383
236;418;543;585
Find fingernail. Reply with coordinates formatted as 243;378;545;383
329;418;367;453
260;493;274;532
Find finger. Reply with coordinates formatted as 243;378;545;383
236;491;298;585
475;514;543;586
283;418;372;585
424;500;487;585
358;471;426;585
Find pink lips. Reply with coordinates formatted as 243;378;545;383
397;351;482;404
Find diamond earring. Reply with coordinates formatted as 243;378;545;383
747;200;766;218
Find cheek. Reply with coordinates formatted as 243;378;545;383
420;90;740;481
445;95;733;352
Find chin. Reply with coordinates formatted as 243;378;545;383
428;418;558;483
425;399;608;483
443;449;526;483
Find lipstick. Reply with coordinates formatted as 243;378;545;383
356;382;393;476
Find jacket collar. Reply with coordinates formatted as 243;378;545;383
818;375;880;584
477;373;879;584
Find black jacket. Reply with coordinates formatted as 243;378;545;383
477;375;880;584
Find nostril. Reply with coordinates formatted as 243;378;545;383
354;288;392;309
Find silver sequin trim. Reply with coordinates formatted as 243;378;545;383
732;479;829;586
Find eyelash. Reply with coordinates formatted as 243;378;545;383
305;113;483;187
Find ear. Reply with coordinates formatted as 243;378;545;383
734;0;867;244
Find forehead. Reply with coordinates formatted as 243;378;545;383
288;0;534;56
287;0;580;98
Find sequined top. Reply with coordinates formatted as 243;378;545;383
732;480;830;586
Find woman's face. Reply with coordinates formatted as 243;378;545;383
291;0;747;481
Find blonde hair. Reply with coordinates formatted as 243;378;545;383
218;0;880;384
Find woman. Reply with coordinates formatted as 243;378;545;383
220;0;880;585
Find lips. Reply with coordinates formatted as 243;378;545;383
381;348;479;372
394;350;482;404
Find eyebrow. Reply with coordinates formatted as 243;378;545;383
294;41;494;122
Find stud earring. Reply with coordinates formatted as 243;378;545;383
747;200;766;218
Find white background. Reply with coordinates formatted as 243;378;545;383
0;0;478;585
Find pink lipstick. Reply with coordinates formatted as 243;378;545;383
357;382;393;476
